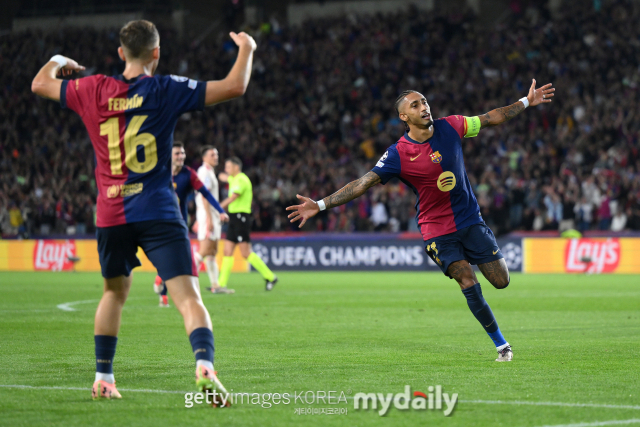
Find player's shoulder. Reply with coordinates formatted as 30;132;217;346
68;74;107;89
437;115;464;124
374;143;400;166
239;173;252;185
155;74;199;90
437;115;466;129
385;142;400;154
197;163;212;173
184;165;197;174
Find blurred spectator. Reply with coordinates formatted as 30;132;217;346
2;0;640;236
611;207;627;232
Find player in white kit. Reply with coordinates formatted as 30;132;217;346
195;146;234;294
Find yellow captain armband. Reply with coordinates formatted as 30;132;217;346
464;116;481;138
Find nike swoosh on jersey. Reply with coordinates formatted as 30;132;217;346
410;154;421;161
493;250;499;255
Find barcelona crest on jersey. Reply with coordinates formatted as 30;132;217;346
430;151;442;163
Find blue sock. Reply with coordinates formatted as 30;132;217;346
160;283;167;296
189;327;215;364
95;335;118;374
462;283;507;348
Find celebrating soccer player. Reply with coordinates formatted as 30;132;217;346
153;142;230;306
287;80;554;362
32;20;256;402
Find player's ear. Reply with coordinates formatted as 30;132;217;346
117;47;126;62
152;46;160;60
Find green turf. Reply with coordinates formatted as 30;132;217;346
0;271;639;427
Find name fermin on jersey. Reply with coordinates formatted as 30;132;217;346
60;73;206;227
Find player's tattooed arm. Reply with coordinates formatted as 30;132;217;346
479;79;554;129
325;171;382;209
286;171;381;228
478;102;525;129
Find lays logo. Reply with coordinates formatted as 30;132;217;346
33;240;77;271
437;171;456;192
564;238;620;273
430;151;442;163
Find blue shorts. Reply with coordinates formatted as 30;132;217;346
424;223;503;278
96;220;197;280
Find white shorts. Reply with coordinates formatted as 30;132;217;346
196;209;221;241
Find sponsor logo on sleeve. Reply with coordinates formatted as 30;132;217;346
170;75;189;82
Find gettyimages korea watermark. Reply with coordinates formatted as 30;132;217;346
184;385;458;416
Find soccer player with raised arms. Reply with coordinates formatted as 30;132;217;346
31;20;256;402
287;80;554;361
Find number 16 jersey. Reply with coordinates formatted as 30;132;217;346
60;73;206;227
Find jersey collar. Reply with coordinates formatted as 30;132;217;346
115;74;150;84
403;129;434;145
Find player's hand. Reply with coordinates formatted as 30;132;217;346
286;194;320;228
229;31;257;52
527;79;554;107
220;213;229;222
218;172;229;183
56;57;86;77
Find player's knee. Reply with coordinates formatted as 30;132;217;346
494;276;510;289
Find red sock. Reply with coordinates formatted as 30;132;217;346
161;295;168;305
154;275;163;286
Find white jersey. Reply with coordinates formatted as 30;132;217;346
195;163;220;218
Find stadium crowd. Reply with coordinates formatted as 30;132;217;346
2;0;640;237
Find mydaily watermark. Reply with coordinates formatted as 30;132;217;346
184;385;458;416
354;385;458;416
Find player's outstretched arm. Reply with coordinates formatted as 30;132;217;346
31;56;85;101
198;187;228;222
479;79;554;129
204;32;257;106
286;171;381;228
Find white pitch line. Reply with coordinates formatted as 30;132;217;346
537;419;640;427
0;384;188;394
461;400;640;411
56;296;147;312
56;299;100;312
0;385;638;411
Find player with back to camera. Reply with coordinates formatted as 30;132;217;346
31;19;256;403
287;80;555;362
153;142;230;306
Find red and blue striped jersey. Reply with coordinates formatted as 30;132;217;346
60;74;206;227
371;116;482;240
173;165;223;222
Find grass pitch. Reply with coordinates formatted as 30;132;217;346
0;271;638;427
